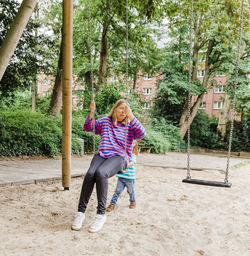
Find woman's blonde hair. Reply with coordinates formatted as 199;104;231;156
108;99;129;126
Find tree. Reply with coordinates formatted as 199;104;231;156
159;0;250;138
0;0;55;101
0;0;37;81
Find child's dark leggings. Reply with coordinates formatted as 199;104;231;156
78;154;124;215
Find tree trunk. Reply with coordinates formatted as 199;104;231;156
217;94;231;139
179;94;205;139
179;39;215;138
31;3;38;111
192;16;199;80
0;0;37;81
48;40;63;117
31;76;36;111
98;0;111;87
98;21;109;86
133;71;137;91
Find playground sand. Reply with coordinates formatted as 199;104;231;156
0;155;250;256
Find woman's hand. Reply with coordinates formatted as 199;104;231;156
90;101;95;113
125;104;134;121
89;101;95;120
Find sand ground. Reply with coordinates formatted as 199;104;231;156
0;153;249;256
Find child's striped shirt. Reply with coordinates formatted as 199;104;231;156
117;153;136;180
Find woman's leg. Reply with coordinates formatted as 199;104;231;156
95;155;123;214
78;154;106;213
110;178;125;205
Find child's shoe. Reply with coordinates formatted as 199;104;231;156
106;204;115;212
129;202;136;209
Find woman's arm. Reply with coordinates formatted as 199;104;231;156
129;117;146;140
125;104;134;121
125;104;145;140
83;101;101;134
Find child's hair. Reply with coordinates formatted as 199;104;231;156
132;140;139;156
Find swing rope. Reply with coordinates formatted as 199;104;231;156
87;0;95;153
184;0;244;187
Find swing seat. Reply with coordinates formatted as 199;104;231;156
182;178;232;188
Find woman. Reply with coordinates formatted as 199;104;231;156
72;99;146;233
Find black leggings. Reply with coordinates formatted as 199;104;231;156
78;154;124;215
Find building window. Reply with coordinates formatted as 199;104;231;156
214;85;225;93
111;75;119;82
197;70;205;77
216;73;226;77
128;75;133;81
143;88;152;95
214;101;223;109
143;102;150;109
143;74;152;80
43;91;49;97
199;102;206;109
128;88;134;94
43;78;50;86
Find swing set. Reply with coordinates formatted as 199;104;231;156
182;0;245;188
87;0;245;188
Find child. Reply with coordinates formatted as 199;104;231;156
106;140;138;212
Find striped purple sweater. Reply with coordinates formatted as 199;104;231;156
84;116;146;162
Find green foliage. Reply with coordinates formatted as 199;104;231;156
0;110;62;157
226;119;250;152
0;0;56;98
151;118;185;151
187;111;250;152
72;114;100;153
143;126;170;154
94;83;124;116
153;54;205;124
188;111;223;149
0;90;51;114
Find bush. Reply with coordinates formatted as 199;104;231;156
0;110;62;157
143;126;171;154
0;90;51;114
187;111;250;152
151;118;185;151
72;113;100;153
225;119;250;152
187;111;222;149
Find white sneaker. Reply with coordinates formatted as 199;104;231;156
71;212;85;231
89;214;107;233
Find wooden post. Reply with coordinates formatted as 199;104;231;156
62;0;73;190
0;0;37;81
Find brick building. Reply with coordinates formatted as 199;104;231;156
37;70;234;119
37;72;159;110
196;71;228;118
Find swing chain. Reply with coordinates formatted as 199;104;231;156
225;0;244;183
122;0;129;171
186;0;193;180
125;0;129;97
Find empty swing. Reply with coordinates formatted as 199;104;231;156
182;0;245;188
